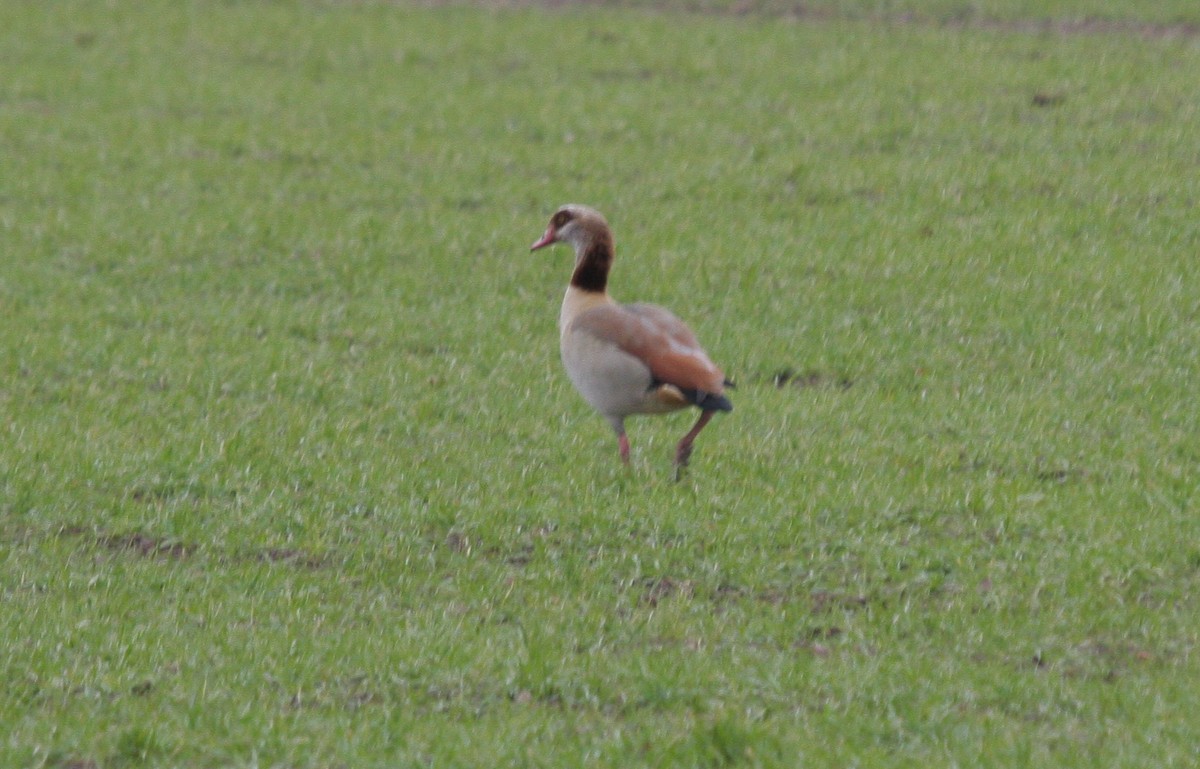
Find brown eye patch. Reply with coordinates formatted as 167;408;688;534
552;210;574;228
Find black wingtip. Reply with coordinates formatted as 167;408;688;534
649;379;734;412
695;391;733;413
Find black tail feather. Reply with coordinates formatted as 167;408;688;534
648;377;734;412
687;389;733;412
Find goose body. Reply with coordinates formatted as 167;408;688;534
531;204;731;476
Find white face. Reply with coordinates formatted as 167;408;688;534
557;206;606;246
555;216;584;247
531;205;608;253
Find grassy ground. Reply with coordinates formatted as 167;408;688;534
3;1;1199;766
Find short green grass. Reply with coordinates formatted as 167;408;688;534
3;1;1200;766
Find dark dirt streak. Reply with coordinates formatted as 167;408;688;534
56;526;328;570
949;14;1200;40
633;575;874;613
770;368;853;391
97;532;194;560
405;0;1200;39
254;547;329;570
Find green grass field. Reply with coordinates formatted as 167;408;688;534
3;1;1199;766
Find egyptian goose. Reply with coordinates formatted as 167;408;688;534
530;204;732;478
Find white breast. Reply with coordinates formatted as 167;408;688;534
560;327;651;416
559;285;690;425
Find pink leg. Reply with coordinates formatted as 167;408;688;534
618;432;631;464
674;410;716;480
